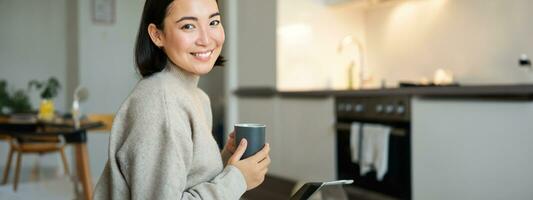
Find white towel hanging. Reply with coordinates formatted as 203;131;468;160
360;125;373;176
350;122;361;163
373;125;390;181
360;124;391;181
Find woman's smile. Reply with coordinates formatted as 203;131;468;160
147;0;225;75
190;49;214;62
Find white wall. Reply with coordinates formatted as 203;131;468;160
236;0;277;88
0;0;68;112
278;0;533;90
77;0;143;114
224;0;278;135
222;0;240;138
366;0;533;86
77;0;144;182
277;0;367;90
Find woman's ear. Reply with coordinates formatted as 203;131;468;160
147;23;164;48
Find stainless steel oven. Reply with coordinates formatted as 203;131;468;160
335;95;411;200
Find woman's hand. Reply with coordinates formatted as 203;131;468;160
221;131;237;166
221;131;237;156
227;139;271;191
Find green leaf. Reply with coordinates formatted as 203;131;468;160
8;89;32;113
28;77;61;99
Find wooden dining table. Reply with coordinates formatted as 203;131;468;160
0;116;102;200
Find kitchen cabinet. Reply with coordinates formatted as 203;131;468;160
411;98;533;200
236;84;533;199
276;98;336;181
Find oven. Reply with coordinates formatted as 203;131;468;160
335;95;411;199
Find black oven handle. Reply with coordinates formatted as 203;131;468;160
335;122;407;137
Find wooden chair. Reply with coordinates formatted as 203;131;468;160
1;135;70;191
1;114;113;192
0;134;11;184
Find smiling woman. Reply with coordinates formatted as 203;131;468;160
93;0;271;199
135;0;225;77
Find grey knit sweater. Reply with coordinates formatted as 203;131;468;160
93;64;246;200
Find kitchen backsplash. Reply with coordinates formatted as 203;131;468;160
277;0;533;90
277;0;367;91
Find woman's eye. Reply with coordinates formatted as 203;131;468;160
181;24;195;30
210;20;220;26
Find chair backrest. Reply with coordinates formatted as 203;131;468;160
0;116;8;123
0;117;9;140
0;134;10;141
86;114;114;132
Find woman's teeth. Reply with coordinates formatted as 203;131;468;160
192;51;212;58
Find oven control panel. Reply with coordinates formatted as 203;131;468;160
335;96;410;122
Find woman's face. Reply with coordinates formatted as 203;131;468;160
153;0;225;75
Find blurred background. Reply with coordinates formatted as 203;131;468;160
1;0;533;199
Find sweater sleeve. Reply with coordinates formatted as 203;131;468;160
113;93;246;200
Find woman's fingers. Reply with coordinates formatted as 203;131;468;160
258;156;271;169
250;143;270;163
227;131;235;144
227;132;236;146
222;131;237;156
229;139;247;163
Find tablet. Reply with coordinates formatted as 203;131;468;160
288;180;353;200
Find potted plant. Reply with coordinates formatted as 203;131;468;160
0;80;8;115
29;77;61;121
0;80;33;116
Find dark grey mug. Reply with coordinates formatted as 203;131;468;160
235;123;266;159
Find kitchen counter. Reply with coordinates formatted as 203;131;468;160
235;84;533;100
235;85;533;199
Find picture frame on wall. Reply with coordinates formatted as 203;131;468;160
92;0;115;24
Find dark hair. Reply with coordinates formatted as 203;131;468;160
135;0;225;78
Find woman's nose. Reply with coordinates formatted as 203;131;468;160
195;27;210;46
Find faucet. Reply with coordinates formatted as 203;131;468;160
338;35;365;89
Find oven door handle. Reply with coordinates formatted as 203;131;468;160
335;122;407;137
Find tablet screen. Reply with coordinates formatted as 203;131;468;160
288;180;353;200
